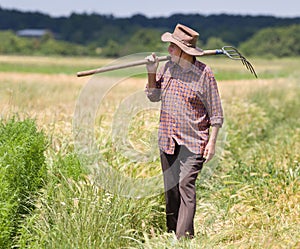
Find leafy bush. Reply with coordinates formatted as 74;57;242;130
0;31;94;56
239;24;300;57
0;117;47;248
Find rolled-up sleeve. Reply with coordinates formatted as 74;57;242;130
145;86;161;102
204;67;224;127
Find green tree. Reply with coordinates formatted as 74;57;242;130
101;39;121;57
239;24;300;57
40;30;54;43
121;28;165;55
205;37;225;49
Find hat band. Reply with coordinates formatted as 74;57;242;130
172;34;195;48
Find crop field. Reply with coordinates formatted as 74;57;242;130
0;55;299;248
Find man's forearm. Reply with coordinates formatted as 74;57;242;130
203;125;221;162
146;72;161;102
209;125;221;144
147;73;157;89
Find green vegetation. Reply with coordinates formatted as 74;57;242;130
0;56;299;248
0;31;94;56
1;11;299;249
0;54;112;75
1;24;300;58
1;7;300;57
1;8;300;47
0;54;299;81
240;24;300;57
0;118;47;248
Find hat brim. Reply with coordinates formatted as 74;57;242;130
161;32;204;56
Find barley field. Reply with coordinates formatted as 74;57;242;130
0;55;299;248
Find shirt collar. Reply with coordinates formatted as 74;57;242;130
168;60;203;76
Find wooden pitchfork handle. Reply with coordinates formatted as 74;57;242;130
77;55;170;77
77;47;257;78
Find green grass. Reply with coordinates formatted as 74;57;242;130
0;55;112;75
0;55;299;79
0;61;78;74
194;82;300;248
17;79;300;248
202;57;300;80
1;55;299;248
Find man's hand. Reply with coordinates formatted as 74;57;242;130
203;140;216;163
203;125;220;163
145;53;159;74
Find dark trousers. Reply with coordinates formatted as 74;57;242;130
160;143;204;239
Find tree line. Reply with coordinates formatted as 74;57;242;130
0;7;300;57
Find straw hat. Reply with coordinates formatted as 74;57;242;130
161;23;204;56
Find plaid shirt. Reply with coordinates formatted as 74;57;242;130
146;60;223;155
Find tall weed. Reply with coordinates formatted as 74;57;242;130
17;174;165;248
0;117;47;248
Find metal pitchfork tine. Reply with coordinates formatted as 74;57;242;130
223;46;258;77
77;46;258;78
219;46;258;78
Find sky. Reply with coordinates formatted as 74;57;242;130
0;0;299;18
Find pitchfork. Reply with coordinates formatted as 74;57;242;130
77;46;257;78
203;46;258;78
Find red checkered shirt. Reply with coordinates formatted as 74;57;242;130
146;60;223;155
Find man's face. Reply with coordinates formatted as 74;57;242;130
168;43;182;62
